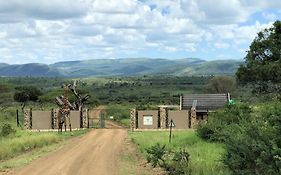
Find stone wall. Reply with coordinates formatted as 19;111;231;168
23;109;89;130
132;109;197;130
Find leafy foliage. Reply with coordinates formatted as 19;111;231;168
0;123;16;137
197;103;252;141
167;149;190;175
146;143;167;167
206;76;236;93
146;143;191;175
198;101;281;175
223;102;281;175
14;86;42;102
236;20;281;86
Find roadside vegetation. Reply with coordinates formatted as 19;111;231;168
196;20;281;175
130;131;230;175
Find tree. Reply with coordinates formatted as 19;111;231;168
55;80;90;111
206;76;236;93
14;86;42;102
236;20;281;84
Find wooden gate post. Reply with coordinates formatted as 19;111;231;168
130;108;136;131
16;109;20;127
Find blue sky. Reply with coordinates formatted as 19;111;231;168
0;0;280;64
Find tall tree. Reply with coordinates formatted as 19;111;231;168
236;20;281;84
206;76;236;93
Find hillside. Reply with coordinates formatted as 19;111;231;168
0;63;63;77
0;58;242;77
175;60;242;76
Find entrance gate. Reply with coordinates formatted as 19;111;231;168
89;108;106;128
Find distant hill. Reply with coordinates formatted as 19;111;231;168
174;60;242;76
0;58;243;77
0;63;63;77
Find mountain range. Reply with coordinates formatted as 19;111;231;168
0;58;243;77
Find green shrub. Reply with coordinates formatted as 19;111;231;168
223;101;281;175
1;123;16;137
196;122;215;140
146;143;191;175
146;143;166;167
166;149;190;175
197;103;252;141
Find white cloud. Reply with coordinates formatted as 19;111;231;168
214;42;230;49
262;12;278;21
0;0;280;64
91;0;138;14
0;0;88;22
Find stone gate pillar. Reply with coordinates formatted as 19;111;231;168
82;108;89;128
24;109;31;129
130;108;136;131
159;107;168;129
190;107;197;128
52;108;59;129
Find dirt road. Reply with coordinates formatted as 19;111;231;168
6;129;127;175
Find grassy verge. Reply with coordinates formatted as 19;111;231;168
0;140;65;171
0;130;88;170
129;130;230;175
118;137;164;175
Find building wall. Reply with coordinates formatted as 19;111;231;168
32;111;52;130
167;110;189;129
137;110;159;129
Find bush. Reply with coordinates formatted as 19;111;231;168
197;103;252;141
0;123;16;137
206;76;236;94
196;122;215;140
223;101;281;175
146;143;191;175
146;143;166;167
166;149;190;175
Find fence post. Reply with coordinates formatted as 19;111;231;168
87;109;90;128
51;108;54;129
30;108;32;129
16;109;20;127
80;107;83;128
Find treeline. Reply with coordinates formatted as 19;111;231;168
0;76;216;107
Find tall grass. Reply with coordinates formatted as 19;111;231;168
129;131;231;175
0;132;59;160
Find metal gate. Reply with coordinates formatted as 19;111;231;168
88;108;106;128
